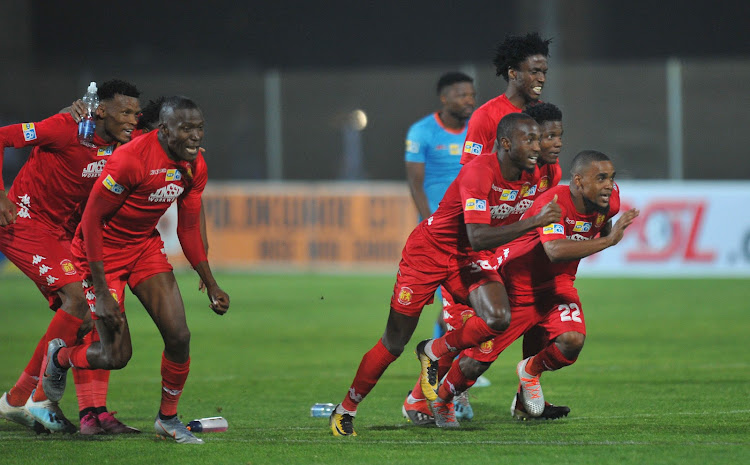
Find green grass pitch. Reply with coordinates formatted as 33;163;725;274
0;272;749;464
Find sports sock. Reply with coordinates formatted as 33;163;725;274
430;316;501;359
73;367;94;415
341;339;397;412
526;342;577;376
6;370;39;407
437;357;476;401
160;353;190;417
91;369;110;410
32;310;84;402
409;376;425;401
55;343;92;370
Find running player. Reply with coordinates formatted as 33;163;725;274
431;151;638;426
0;80;141;434
35;96;230;445
329;113;562;436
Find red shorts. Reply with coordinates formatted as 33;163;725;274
441;285;476;331
0;220;83;309
463;287;586;363
72;234;173;318
390;228;502;317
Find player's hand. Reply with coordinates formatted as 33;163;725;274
0;191;18;226
206;284;230;315
198;279;207;293
608;208;640;246
69;99;87;123
76;312;94;341
95;291;124;332
536;194;562;227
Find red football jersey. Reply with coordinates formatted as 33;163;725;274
460;94;522;165
420;153;539;256
0;114;117;232
84;130;206;246
500;184;620;296
537;162;562;194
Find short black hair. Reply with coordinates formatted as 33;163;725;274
523;102;562;125
159;96;201;124
570;150;610;176
136;97;166;130
496;112;537;142
493;32;552;81
436;72;473;95
97;79;140;101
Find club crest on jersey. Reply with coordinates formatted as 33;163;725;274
500;189;518;201
102;175;124;194
539;177;549;191
465;198;487;212
165;169;182;181
573;221;592;233
543;223;565;235
479;340;493;354
97;146;115;157
449;143;461;155
60;259;77;276
397;287;413;306
595;214;606;228
463;141;483;155
22;123;37;141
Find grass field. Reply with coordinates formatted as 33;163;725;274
0;272;748;464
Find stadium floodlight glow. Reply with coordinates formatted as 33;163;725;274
350;109;367;131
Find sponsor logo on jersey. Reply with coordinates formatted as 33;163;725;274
543;223;565;235
406;140;419;153
465;198;487;212
397;287;413;306
82;159;107;178
463;141;483;155
165;169;182;181
150;168;168;176
435;144;446;151
60;259;76;276
573;221;592;233
102;175;125;194
499;189;518;201
568;233;590;241
479;340;493;354
449;143;461;155
148;183;185;203
45;275;59;285
522;185;537;197
595;214;606;228
22;123;37;141
32;255;46;265
96;146;115;157
539;177;549;191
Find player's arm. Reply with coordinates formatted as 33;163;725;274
543;208;640;262
465;195;562;251
405;162;431;219
598;219;613;237
59;99;87;123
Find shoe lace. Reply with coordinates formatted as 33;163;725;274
434;402;456;423
520;376;542;399
339;414;355;434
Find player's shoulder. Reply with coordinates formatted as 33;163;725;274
408;113;438;135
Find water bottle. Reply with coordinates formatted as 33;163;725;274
310;403;335;417
78;82;99;148
186;416;228;433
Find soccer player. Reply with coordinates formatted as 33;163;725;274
36;96;230;445
403;101;568;425
329;113;562;436
461;32;551;164
0;80;141;434
431;151;638;426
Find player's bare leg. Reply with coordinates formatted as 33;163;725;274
132;272;202;444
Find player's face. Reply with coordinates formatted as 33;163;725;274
162;108;204;162
579;161;616;211
511;55;548;103
508;120;541;173
98;94;141;144
538;120;562;166
442;82;476;121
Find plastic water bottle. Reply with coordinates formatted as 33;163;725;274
186;416;228;433
78;82;98;148
310;403;335;417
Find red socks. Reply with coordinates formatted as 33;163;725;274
526;342;577;376
437;356;476;401
341;339;397;412
32;310;84;402
431;316;501;359
160;353;190;417
6;335;47;406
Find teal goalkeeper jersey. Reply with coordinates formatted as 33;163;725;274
405;112;468;215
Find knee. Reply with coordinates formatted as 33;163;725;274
164;327;191;352
484;306;511;333
458;357;490;380
102;348;132;370
555;331;585;360
60;291;89;319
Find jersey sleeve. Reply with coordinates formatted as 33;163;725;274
460;110;495;164
534;194;566;244
457;162;492;225
91;146;143;201
404;120;428;164
608;182;621;218
177;154;208;266
551;163;562;187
